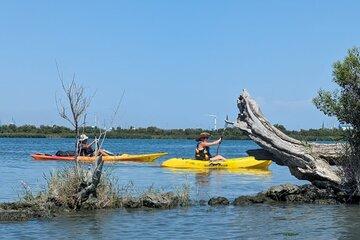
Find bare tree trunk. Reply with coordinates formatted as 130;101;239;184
74;155;104;209
234;90;346;190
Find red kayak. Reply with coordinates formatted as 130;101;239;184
31;152;168;162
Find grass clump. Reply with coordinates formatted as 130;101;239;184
16;166;191;213
45;166;120;209
18;166;119;210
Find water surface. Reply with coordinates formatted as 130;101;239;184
1;138;359;239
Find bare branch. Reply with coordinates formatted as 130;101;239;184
55;63;92;154
99;90;125;149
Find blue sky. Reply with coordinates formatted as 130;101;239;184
0;1;359;130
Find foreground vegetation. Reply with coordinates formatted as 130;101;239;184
0;175;349;222
0;165;190;221
0;165;349;222
0;124;345;141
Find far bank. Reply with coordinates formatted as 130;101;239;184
0;124;345;141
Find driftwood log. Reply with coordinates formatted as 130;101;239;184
235;90;345;190
74;155;104;209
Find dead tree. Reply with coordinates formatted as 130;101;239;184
74;155;104;209
55;67;92;154
234;90;346;190
54;66;106;209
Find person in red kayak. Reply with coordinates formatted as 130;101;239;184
78;134;95;156
77;134;109;156
195;132;226;161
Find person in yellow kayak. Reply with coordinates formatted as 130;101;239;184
78;134;95;156
195;132;226;161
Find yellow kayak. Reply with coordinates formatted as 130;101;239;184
32;152;168;162
161;156;271;169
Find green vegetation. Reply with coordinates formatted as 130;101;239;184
313;47;360;131
0;123;345;141
313;47;360;194
0;124;72;138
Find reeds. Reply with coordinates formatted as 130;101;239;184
19;166;190;211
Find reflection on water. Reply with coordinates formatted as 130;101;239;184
1;138;359;239
195;172;211;187
167;168;272;200
165;167;272;176
195;172;211;200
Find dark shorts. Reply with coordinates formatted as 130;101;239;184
195;155;212;161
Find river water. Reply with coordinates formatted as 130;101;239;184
1;138;359;239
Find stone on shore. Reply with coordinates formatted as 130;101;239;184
233;194;269;205
141;192;179;209
264;184;341;204
233;184;344;205
208;197;230;206
0;202;47;221
122;198;143;209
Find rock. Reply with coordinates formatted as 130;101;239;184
265;184;300;201
232;184;344;206
284;194;307;203
0;209;34;221
208;197;229;206
141;192;179;209
0;202;35;211
122;198;142;208
313;199;339;205
233;194;268;205
299;185;340;203
263;184;342;203
0;202;47;221
336;191;349;203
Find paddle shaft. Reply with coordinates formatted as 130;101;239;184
216;130;226;155
215;116;229;156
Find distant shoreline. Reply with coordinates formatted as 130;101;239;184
0;124;345;141
0;134;249;140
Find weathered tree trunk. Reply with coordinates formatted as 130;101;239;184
74;155;104;209
235;90;346;190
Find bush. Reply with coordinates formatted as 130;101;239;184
313;47;360;195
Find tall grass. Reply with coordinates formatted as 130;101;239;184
19;166;190;210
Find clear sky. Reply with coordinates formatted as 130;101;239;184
0;1;359;130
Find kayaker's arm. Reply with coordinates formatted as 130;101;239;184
202;138;222;147
88;139;96;147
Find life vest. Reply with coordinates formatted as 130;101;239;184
77;141;94;156
195;142;212;160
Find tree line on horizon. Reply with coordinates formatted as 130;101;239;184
0;123;345;141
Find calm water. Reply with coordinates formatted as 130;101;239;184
1;138;359;239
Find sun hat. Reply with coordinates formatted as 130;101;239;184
79;134;89;141
196;132;211;141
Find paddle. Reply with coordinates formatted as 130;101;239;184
216;115;229;155
91;137;115;156
102;149;115;156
